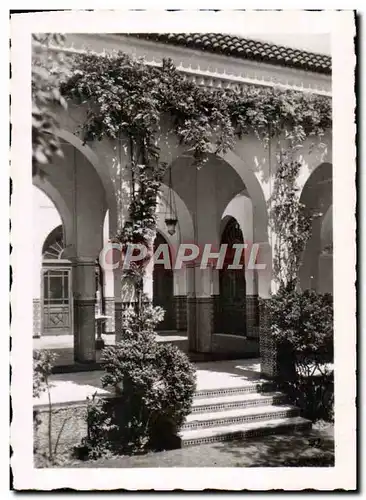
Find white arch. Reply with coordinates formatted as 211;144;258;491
33;175;73;247
167;145;268;243
55;128;118;235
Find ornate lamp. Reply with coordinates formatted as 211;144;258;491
165;165;178;236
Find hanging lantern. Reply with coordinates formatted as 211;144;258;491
165;165;178;236
165;217;178;236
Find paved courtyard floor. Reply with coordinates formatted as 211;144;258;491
33;358;262;407
58;423;334;468
33;333;188;367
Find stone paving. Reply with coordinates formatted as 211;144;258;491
33;333;188;367
33;358;263;407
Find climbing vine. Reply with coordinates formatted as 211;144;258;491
32;34;70;176
59;48;332;297
269;147;314;290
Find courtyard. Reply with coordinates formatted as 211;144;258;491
29;28;336;475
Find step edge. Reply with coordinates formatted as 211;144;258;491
192;391;285;406
180;416;311;440
185;404;299;422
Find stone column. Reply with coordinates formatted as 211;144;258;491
73;257;97;363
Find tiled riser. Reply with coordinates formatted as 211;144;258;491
194;383;274;399
181;419;312;447
183;407;299;431
192;395;286;414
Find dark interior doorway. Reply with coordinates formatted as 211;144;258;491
217;217;247;335
153;232;175;331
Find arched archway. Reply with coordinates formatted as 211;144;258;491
299;162;333;293
216;217;247;335
153;231;175;331
55;128;118;236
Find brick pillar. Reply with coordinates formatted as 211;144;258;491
73;258;96;363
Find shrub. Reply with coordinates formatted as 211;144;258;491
264;287;334;421
281;372;334;422
80;308;196;457
265;288;333;373
33;349;58;459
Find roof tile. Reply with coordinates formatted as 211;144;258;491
129;33;331;74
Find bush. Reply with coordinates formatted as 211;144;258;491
266;288;333;371
79;305;196;457
264;287;334;421
280;372;334;422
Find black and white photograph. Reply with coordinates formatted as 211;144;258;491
9;9;356;491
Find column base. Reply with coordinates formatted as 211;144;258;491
187;296;213;353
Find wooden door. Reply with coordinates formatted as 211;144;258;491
218;218;247;335
42;266;72;335
153;233;175;331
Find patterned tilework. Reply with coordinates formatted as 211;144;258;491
174;295;187;331
213;295;259;338
259;299;278;378
33;299;42;338
104;298;115;333
246;295;260;339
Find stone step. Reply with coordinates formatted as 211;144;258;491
191;391;286;414
180;416;312;447
155;336;188;353
194;381;275;399
182;404;299;431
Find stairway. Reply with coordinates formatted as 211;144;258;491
179;379;311;447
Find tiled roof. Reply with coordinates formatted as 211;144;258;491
130;33;331;75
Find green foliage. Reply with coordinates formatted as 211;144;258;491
266;288;333;364
60;48;331;296
33;348;57;398
121;299;165;332
60;51;331;159
265;288;334;421
78;332;196;457
74;393;117;460
281;373;334;423
33;349;57;460
32;34;69;175
269;149;314;289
